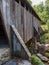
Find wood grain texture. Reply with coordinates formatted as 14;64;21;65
11;25;31;58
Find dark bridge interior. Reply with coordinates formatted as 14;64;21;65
0;13;9;55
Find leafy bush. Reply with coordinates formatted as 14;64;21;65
45;53;49;58
40;34;45;44
41;25;48;31
43;33;49;39
30;55;44;65
40;33;49;44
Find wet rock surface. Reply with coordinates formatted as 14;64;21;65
0;48;10;65
37;53;49;62
2;58;32;65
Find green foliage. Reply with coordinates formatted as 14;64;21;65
45;0;49;15
33;0;49;24
45;53;49;58
40;33;49;44
40;10;48;24
44;33;49;39
33;2;44;13
27;0;32;5
30;55;44;65
41;25;48;31
46;20;49;32
40;35;45;44
33;0;49;44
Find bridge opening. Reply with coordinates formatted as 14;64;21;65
0;12;9;57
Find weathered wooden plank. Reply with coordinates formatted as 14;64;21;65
23;8;33;42
33;15;40;32
15;2;19;30
1;0;40;44
25;11;33;42
32;15;34;35
29;13;33;38
0;0;2;10
15;1;41;43
33;16;38;32
21;6;24;40
11;25;31;58
26;11;30;41
24;10;29;42
23;7;27;42
15;2;24;40
1;0;11;40
17;2;21;36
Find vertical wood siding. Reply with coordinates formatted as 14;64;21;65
33;16;40;32
15;2;24;40
1;0;11;40
23;7;27;42
15;2;33;43
21;6;24;40
1;0;40;43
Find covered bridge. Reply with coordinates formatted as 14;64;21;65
0;0;42;60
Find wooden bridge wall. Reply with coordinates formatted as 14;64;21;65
33;16;40;32
15;2;33;42
0;0;40;43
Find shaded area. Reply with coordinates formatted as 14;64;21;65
0;15;9;57
11;25;31;59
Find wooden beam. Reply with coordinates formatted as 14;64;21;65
10;25;31;58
